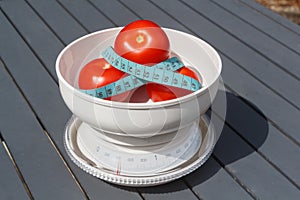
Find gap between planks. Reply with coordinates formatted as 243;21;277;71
43;130;90;200
211;154;258;200
239;0;300;37
0;131;34;200
0;7;58;83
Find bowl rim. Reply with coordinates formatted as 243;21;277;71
55;27;222;109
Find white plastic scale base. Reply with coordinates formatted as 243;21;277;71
64;115;216;186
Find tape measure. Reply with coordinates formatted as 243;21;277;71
80;47;202;99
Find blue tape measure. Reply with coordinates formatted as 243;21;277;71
80;47;202;99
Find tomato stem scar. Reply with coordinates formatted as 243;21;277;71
136;35;144;43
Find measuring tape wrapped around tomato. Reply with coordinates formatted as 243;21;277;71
78;20;202;102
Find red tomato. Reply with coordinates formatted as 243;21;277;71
114;20;170;65
78;58;129;101
146;67;200;102
127;85;150;103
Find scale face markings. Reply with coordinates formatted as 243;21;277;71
88;124;201;175
80;47;202;98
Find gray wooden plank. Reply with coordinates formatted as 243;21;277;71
26;0;87;44
139;180;198;200
260;125;300;185
89;0;139;26
221;54;300;146
0;140;30;200
214;121;300;199
118;0;189;32
185;158;254;200
118;0;181;32
182;0;300;81
181;0;300;110
224;91;300;188
0;60;85;199
211;0;300;55
0;8;142;200
151;0;300;147
0;0;63;81
57;0;114;32
240;0;300;35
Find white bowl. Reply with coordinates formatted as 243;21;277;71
56;27;222;137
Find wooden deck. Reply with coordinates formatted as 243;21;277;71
1;0;300;199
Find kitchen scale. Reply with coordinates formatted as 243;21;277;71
64;114;216;186
56;27;223;186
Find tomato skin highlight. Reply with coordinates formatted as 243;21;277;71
146;66;200;102
114;20;170;65
78;58;129;101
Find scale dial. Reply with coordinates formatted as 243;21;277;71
77;121;201;176
65;115;215;186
